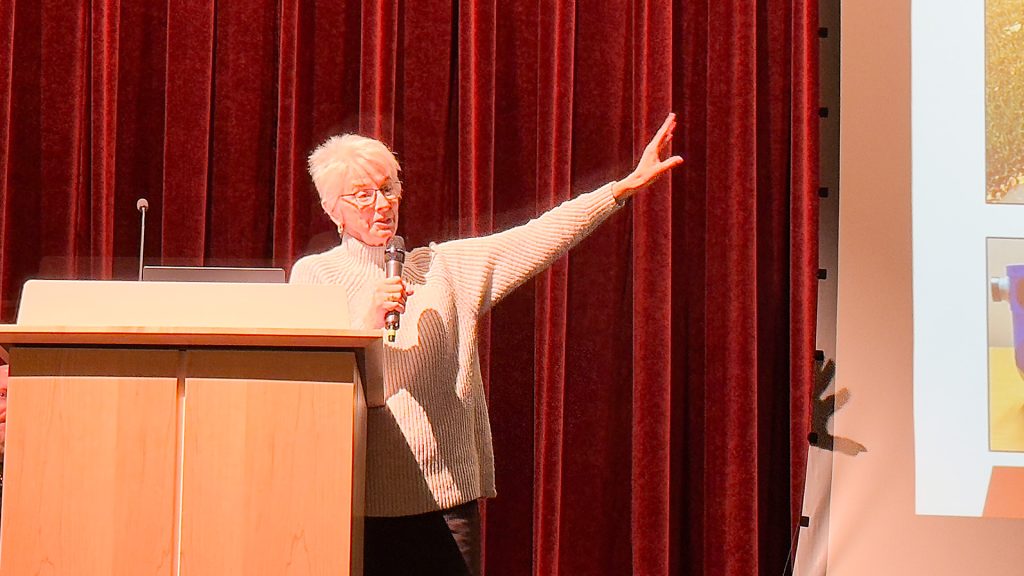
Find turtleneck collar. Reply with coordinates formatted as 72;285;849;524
340;233;387;268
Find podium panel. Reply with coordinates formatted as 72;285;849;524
179;350;364;576
0;348;179;576
0;342;371;576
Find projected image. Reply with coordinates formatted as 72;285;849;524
986;1;1024;203
914;0;1024;525
984;238;1024;518
987;238;1024;450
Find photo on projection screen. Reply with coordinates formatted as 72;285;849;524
988;237;1024;456
986;0;1024;203
975;237;1024;519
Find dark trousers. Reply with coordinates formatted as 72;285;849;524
364;499;481;576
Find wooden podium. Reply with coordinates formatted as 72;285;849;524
0;280;382;576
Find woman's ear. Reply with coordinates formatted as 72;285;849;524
322;198;344;231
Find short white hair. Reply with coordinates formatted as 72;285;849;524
307;134;402;202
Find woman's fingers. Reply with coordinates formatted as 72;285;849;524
377;278;414;311
659;131;674;153
644;115;678;162
379;280;407;296
382;284;412;297
380;278;414;293
661;155;684;171
378;292;406;305
655;113;675;138
381;301;405;313
653;114;676;146
638;155;684;182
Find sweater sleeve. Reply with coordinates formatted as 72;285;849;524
432;182;623;315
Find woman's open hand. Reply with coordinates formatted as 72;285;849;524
613;113;684;201
365;276;414;329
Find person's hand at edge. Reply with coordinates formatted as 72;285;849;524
0;365;8;460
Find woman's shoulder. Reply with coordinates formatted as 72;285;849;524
293;244;347;267
289;245;347;283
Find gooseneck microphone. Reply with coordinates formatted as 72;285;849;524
384;235;406;342
136;198;149;281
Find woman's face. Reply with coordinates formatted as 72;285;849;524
324;161;400;246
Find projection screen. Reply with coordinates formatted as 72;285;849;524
828;0;1024;573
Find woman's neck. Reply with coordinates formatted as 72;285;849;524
340;233;387;268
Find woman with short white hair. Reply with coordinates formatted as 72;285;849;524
291;114;683;576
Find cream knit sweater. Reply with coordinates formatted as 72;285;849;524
290;183;622;516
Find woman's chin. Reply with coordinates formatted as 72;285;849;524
356;231;393;246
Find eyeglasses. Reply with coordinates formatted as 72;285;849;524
336;183;402;208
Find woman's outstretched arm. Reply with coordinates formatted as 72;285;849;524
436;113;684;314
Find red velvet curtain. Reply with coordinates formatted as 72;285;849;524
0;1;818;575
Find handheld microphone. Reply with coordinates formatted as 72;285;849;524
136;198;149;281
384;235;406;342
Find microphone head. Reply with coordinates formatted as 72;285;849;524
385;235;406;262
386;235;405;252
136;198;150;212
385;234;403;264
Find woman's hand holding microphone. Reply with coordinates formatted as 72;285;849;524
365;276;414;330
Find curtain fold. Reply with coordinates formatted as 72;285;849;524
0;0;15;315
271;0;304;266
532;2;574;575
163;0;214;264
88;0;119;279
41;2;89;278
206;0;278;263
703;2;760;574
676;2;711;570
630;1;675;574
360;0;397;141
0;1;818;574
790;0;820;534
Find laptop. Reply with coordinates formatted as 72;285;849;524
141;266;287;283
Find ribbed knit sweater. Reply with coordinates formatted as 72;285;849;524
289;183;622;516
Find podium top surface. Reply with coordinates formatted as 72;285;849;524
0;325;382;360
16;280;352;330
1;280;384;362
